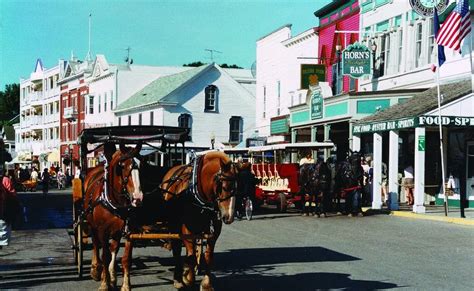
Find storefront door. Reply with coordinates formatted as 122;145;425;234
467;141;474;199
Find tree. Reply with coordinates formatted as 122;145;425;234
183;61;243;69
183;61;207;67
0;83;20;122
220;63;243;69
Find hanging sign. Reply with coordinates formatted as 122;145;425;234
341;42;372;79
418;135;426;151
310;87;323;120
409;0;449;17
301;64;326;90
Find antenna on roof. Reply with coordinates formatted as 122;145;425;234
85;13;93;62
205;49;222;62
124;46;133;65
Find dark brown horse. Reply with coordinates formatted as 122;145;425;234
160;151;237;290
299;160;331;217
83;143;143;291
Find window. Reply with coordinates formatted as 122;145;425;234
277;81;281;116
110;90;114;110
89;95;94;114
138;113;142;125
263;86;266;118
428;19;435;64
150;111;154;125
398;30;403;72
104;92;107;112
118;117;121;126
332;61;342;95
415;23;423;67
229;116;242;144
204;85;218;112
379;34;388;77
98;94;101;113
128;115;131;125
178;113;192;141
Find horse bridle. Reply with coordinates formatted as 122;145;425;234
214;163;237;202
112;157;139;203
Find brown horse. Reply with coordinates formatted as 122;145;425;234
83;143;143;291
160;151;237;290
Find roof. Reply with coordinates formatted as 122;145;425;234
114;64;212;112
357;80;472;124
314;0;352;17
256;24;292;42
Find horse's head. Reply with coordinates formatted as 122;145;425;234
109;143;143;208
202;152;237;224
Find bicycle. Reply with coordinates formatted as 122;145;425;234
236;196;253;221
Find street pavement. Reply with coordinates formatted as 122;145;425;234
0;189;473;290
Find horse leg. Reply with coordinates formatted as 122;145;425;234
109;237;120;289
200;220;222;291
99;238;111;291
121;238;133;291
90;231;103;281
171;240;184;289
181;226;196;287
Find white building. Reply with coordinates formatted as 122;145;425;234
17;59;61;168
359;0;473;91
85;55;193;128
256;24;319;139
113;63;256;150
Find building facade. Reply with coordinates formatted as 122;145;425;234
256;25;319;140
114;63;256;159
17;59;61;169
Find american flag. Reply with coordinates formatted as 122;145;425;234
436;0;471;52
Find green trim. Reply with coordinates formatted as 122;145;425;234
361;0;373;13
325;102;348;118
271;118;289;134
411;10;420;21
394;15;402;27
291;110;310;124
376;20;389;32
356;99;390;114
375;0;390;8
436;197;474;208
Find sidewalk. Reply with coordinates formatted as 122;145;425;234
363;204;474;226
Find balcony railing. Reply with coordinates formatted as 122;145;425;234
64;106;78;121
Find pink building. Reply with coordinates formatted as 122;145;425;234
314;0;360;96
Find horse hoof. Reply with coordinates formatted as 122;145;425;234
98;283;109;291
200;275;214;291
182;269;195;287
173;280;184;289
120;285;131;291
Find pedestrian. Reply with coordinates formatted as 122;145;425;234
235;162;258;219
299;151;316;216
41;168;50;196
56;168;65;190
299;151;315;166
403;164;414;206
0;168;20;248
30;167;39;182
381;162;388;204
65;167;71;187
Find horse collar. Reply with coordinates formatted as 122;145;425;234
189;155;217;213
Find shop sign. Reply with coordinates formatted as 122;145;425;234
301;64;326;90
246;137;266;147
418;116;474;126
310;88;323;120
352;118;416;134
341;42;371;79
418;135;426;151
409;0;449;17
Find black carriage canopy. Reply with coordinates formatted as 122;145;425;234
78;125;190;145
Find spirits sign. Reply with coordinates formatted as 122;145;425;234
341;42;372;79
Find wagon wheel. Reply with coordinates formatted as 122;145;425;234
75;222;84;278
245;198;253;221
278;193;287;213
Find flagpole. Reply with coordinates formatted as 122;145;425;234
435;43;448;216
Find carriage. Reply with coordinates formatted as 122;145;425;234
71;125;190;278
71;125;238;291
225;141;334;212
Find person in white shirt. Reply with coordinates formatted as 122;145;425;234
30;168;39;182
299;152;315;166
403;165;414;205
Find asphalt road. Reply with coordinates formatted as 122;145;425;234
0;191;473;290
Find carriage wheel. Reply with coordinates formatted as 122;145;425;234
245;199;253;221
278;193;287;213
75;222;84;278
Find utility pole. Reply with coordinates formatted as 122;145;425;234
125;47;133;64
205;49;222;62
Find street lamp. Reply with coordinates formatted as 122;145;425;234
335;44;342;95
371;42;378;78
210;132;215;150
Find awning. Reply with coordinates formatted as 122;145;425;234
47;150;60;162
7;157;31;164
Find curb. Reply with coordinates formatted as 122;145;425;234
389;211;474;226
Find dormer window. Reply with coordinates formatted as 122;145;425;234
204;85;218;112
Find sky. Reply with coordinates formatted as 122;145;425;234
0;0;332;89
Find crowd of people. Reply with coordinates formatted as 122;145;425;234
11;164;73;194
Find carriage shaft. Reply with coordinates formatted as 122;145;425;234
128;233;213;240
